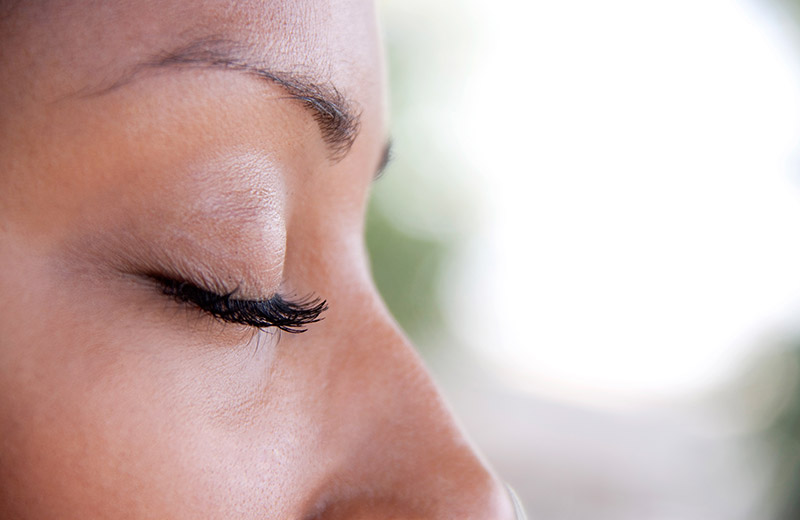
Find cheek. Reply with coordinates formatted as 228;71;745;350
0;243;323;518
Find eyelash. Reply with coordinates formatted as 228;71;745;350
152;276;327;333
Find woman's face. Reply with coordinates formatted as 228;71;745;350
0;1;514;518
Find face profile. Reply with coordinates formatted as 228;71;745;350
0;1;521;518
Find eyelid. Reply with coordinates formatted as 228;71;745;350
152;275;327;333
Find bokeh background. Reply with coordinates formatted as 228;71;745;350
369;0;800;518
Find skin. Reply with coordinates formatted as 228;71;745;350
0;1;515;518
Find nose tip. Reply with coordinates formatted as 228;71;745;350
476;476;526;520
302;472;521;520
451;476;522;520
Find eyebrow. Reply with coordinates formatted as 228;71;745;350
95;37;362;161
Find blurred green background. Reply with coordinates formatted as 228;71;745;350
767;4;800;515
368;0;800;518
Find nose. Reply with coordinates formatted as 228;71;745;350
303;298;519;519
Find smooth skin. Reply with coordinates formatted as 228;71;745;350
0;1;515;518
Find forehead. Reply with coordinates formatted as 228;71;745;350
12;0;383;110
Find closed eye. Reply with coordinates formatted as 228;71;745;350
152;276;327;333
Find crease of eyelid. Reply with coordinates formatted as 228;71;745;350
152;275;327;334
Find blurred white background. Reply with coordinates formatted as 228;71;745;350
370;1;800;518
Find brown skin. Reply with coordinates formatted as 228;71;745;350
0;1;514;519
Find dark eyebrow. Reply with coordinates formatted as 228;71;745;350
95;37;361;161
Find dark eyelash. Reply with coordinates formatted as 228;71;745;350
153;276;327;333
